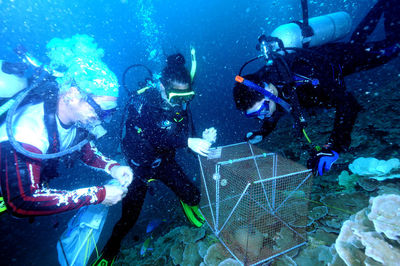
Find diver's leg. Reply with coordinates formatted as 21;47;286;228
350;0;386;44
332;0;400;76
328;91;361;153
158;160;200;206
100;174;148;260
383;0;400;44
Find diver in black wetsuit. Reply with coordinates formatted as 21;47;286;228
93;53;215;265
233;0;400;176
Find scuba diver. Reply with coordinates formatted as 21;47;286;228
93;51;216;265
233;0;400;176
0;35;133;217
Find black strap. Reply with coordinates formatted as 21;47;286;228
41;80;61;181
42;80;60;154
301;0;310;32
186;103;196;137
292;0;314;48
272;51;308;136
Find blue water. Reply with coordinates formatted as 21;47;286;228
0;0;381;265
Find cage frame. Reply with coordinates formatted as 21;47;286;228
198;142;313;266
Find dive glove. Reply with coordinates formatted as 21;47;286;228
245;131;263;144
307;147;339;176
188;138;211;157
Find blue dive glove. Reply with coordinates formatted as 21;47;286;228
307;147;339;176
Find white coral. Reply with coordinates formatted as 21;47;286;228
335;194;400;266
368;194;400;241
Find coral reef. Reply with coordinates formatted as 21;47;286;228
335;194;400;265
349;157;400;177
115;226;233;266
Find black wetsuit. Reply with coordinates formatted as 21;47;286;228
102;87;200;258
253;0;400;152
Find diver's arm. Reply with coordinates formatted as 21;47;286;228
259;111;282;138
328;89;361;152
80;141;120;174
2;142;106;217
186;104;197;137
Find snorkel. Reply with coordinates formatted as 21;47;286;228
235;75;291;113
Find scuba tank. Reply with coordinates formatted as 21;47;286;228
0;60;28;118
270;12;352;49
0;60;27;98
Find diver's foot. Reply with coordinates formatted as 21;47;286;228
383;43;400;57
92;252;117;266
180;201;205;228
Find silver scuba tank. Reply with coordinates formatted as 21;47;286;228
0;60;27;98
270;11;352;49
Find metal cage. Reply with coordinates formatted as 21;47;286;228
198;142;313;265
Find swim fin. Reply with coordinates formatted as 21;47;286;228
91;252;116;266
180;200;205;228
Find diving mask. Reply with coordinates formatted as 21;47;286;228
167;89;195;104
246;100;272;119
85;95;116;123
79;93;116;139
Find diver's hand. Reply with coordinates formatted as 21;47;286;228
307;148;339;176
202;127;217;144
188;138;211;157
102;185;125;206
110;165;133;188
245;132;263;144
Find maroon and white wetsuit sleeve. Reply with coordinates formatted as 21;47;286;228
0;142;106;217
80;141;120;174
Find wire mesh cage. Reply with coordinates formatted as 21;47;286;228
198;142;313;265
